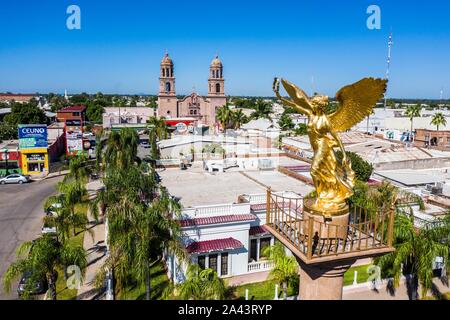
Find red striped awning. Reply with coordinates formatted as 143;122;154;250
186;237;243;254
180;214;256;227
249;225;270;236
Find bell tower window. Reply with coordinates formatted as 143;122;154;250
216;83;221;93
165;82;171;92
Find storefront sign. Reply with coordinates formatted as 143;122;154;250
175;122;188;133
26;153;45;161
18;125;48;149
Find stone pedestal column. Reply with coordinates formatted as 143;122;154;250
297;259;355;300
297;197;354;300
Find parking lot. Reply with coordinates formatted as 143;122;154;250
0;176;63;299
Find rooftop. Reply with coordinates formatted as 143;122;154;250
58;105;86;113
158;158;313;207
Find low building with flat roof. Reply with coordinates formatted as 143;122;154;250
160;159;313;285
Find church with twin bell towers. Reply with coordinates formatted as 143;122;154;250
157;52;226;127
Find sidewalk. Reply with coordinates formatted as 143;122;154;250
76;213;107;300
30;170;69;181
343;277;449;300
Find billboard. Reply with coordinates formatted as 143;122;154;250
18;124;48;149
65;119;84;156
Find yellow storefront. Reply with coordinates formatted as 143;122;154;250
20;148;49;175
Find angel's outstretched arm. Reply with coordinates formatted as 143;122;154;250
273;78;312;116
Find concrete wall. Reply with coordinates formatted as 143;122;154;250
373;157;450;170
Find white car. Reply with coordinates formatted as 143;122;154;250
0;174;31;184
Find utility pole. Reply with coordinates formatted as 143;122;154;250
384;32;393;110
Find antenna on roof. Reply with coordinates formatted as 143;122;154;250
383;31;393;110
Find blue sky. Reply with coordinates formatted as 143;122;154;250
0;0;449;98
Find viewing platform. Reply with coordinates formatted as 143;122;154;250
264;189;395;265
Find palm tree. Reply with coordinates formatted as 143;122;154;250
375;213;449;299
251;99;273;120
262;242;298;299
232;109;248;129
147;116;168;141
95;131;105;173
45;180;89;240
64;155;91;184
405;104;422;141
95;163;185;300
216;104;233;130
175;264;227;300
3;234;87;300
104;129;140;170
430;112;447;131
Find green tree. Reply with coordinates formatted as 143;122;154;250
278;114;295;131
4;102;46;126
405;104;422;137
375;214;450;300
147;116;168;141
335;151;373;182
3;234;87;300
45;180;89;240
293;123;308;136
104;129;140;170
0;123;17;140
231;109;248;129
216;104;233;130
250;99;273;120
430;112;447;131
174;264;227;300
262;242;298;299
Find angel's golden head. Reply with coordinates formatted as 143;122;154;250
311;95;329;111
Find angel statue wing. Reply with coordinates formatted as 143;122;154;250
328;78;387;132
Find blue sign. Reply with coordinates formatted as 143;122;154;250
18;124;48;149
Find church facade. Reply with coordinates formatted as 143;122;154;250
157;52;226;127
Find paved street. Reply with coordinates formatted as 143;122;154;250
0;176;63;300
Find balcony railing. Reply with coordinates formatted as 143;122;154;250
264;189;395;264
247;260;274;272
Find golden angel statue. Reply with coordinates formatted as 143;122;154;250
273;77;387;213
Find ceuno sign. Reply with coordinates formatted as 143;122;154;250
20;127;46;134
18;124;48;149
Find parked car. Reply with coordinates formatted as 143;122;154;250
90;172;100;180
0;174;31;185
140;141;150;148
17;271;48;297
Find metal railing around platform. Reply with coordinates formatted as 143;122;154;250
265;189;395;263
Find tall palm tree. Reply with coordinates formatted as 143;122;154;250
175;264;227;300
216;104;233;130
251;99;273;121
95;163;185;300
232;109;248;129
64;155;91;184
45;180;89;240
375;213;449;299
3;234;87;300
94;131;106;173
262;242;298;299
430;112;447;131
405;104;422;141
104;129;140;170
147;116;168;141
